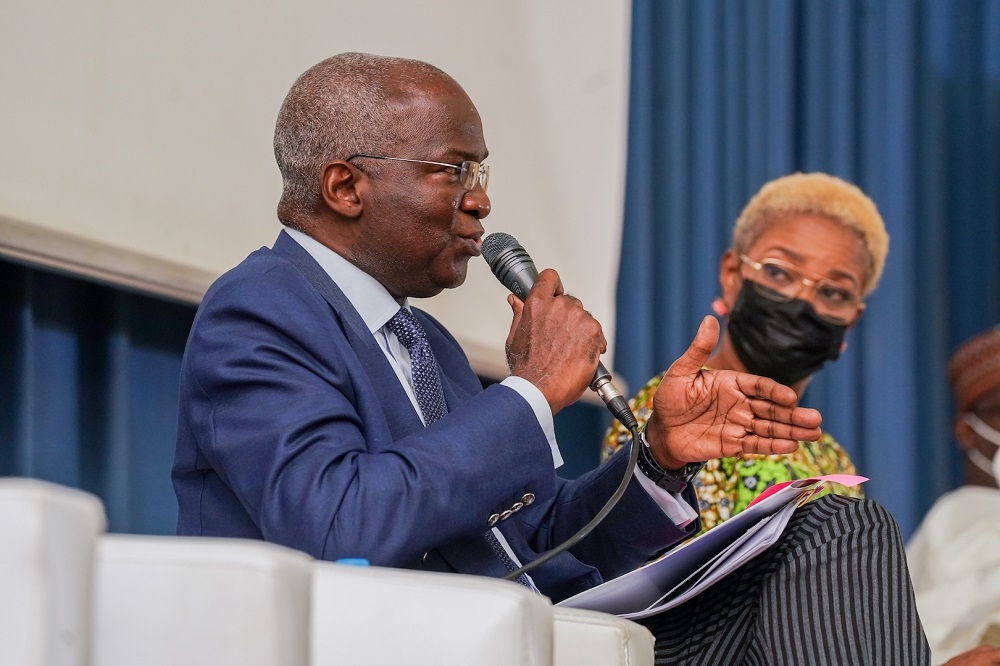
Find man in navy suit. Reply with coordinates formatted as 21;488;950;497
174;53;929;663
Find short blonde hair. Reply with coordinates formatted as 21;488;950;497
732;172;889;296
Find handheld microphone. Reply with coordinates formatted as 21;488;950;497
481;232;637;431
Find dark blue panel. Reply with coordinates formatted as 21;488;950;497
124;293;194;535
0;262;26;475
27;271;83;485
553;400;611;481
0;257;196;535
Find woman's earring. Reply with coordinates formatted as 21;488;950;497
711;297;728;317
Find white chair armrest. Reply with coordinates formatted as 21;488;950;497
552;606;655;666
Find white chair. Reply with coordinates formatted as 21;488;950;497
552;606;655;666
90;534;313;666
0;475;656;666
310;561;554;666
0;477;106;666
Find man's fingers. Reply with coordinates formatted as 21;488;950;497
747;399;823;430
737;434;800;456
508;292;524;312
504;294;525;368
715;425;802;457
738;420;820;446
744;414;822;444
666;316;720;379
726;400;822;451
507;293;524;327
733;370;799;407
531;268;564;297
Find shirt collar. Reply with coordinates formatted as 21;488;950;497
283;227;403;333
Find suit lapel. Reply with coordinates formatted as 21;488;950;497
272;231;425;436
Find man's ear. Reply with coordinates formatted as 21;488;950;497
320;161;364;218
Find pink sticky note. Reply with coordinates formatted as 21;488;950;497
746;474;869;508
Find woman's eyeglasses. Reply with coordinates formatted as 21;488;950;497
739;255;863;325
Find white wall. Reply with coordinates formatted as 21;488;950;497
0;0;631;378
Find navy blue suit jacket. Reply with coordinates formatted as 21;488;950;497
173;231;694;602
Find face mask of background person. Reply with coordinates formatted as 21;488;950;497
726;281;847;387
962;412;1000;483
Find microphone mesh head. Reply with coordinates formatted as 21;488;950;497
481;232;519;268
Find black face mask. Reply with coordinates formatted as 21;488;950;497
726;280;847;386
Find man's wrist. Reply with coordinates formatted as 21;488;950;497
636;429;705;493
640;421;685;470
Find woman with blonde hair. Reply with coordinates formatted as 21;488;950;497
604;172;887;529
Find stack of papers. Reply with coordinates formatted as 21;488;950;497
557;474;866;618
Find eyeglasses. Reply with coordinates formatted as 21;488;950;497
739;254;863;325
346;153;489;193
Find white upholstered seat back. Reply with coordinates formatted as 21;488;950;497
310;561;554;666
90;534;312;666
0;477;106;666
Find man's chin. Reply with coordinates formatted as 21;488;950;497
410;276;464;300
410;259;471;299
438;262;470;291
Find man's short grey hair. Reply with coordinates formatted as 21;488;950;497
273;52;454;230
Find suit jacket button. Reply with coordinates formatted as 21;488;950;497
521;493;535;506
510;502;524;512
487;513;500;527
499;509;513;521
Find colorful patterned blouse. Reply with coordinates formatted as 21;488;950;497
602;371;864;532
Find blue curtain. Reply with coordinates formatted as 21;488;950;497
0;259;196;535
616;0;1000;538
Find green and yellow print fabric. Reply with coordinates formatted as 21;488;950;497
602;372;863;533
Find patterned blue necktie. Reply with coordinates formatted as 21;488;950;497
385;307;448;425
